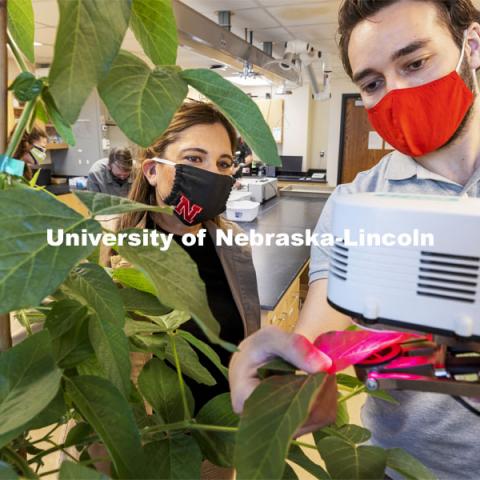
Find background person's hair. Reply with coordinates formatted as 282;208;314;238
108;147;133;170
338;0;480;79
12;124;48;160
119;101;237;230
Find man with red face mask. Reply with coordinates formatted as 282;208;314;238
229;1;480;478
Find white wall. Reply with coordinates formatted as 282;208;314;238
308;96;330;170
282;83;312;171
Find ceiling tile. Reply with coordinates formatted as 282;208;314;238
231;8;280;29
268;2;338;26
257;0;332;6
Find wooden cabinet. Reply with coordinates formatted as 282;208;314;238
261;263;309;332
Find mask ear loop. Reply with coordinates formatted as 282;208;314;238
456;30;468;73
456;30;480;95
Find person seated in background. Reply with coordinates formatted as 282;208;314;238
87;147;133;197
12;125;48;181
232;136;253;179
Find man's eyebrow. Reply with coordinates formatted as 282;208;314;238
352;39;431;85
391;39;430;62
352;68;378;85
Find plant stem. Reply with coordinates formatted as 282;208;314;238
169;333;191;421
291;440;318;451
338;387;365;404
5;98;36;158
2;445;37;479
188;423;238;433
43;439;78;463
7;31;29;73
38;468;60;477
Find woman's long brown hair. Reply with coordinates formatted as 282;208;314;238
118;101;237;231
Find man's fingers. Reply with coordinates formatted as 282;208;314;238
229;326;332;414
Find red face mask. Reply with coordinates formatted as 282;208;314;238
367;36;475;158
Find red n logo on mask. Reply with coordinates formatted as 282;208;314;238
175;194;203;224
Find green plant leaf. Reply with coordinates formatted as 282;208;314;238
130;333;169;357
193;393;239;468
98;51;188;147
49;0;131;123
288;444;330;480
178;330;228;379
64;422;94;448
235;373;328;480
321;424;372;445
27;389;67;431
181;69;281;166
386;448;436;480
8;72;42;102
0;461;18;480
52;313;93;369
7;0;34;63
137;358;194;422
282;463;298;480
88;315;131;397
74;190;172;217
42;88;76;146
33;97;49;124
149;310;190;331
144;435;203;480
336;373;363;390
62;263;125;328
317;437;387;480
257;358;297;379
335;394;349;427
0;331;62;448
368;389;399;404
166;335;216;386
120;288;171;316
113;267;157;296
130;0;178;65
45;299;89;340
59;461;107;480
124;318;166;336
0;188;101;314
117;229;231;350
66;375;147;478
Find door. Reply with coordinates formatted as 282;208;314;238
338;94;392;184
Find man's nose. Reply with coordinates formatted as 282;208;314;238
385;75;411;93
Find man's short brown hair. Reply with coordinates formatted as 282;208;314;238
338;0;480;79
108;147;133;170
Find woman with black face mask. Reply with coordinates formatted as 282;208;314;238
116;101;260;404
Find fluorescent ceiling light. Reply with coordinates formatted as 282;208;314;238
226;76;272;87
34;41;42;47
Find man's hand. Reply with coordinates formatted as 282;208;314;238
229;325;332;414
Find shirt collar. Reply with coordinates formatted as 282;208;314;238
105;165;133;185
385;150;464;187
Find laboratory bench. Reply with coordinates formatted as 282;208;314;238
240;192;330;331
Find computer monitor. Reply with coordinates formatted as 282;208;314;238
279;155;303;174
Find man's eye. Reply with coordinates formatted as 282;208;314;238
407;59;426;71
363;79;382;94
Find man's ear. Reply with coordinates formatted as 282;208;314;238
142;160;157;186
467;23;480;71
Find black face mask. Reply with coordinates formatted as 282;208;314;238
152;158;235;225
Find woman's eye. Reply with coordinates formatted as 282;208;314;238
184;156;202;163
218;161;233;170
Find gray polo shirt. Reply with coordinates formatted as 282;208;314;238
86;157;133;197
310;150;480;479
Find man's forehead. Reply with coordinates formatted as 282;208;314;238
348;0;448;74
